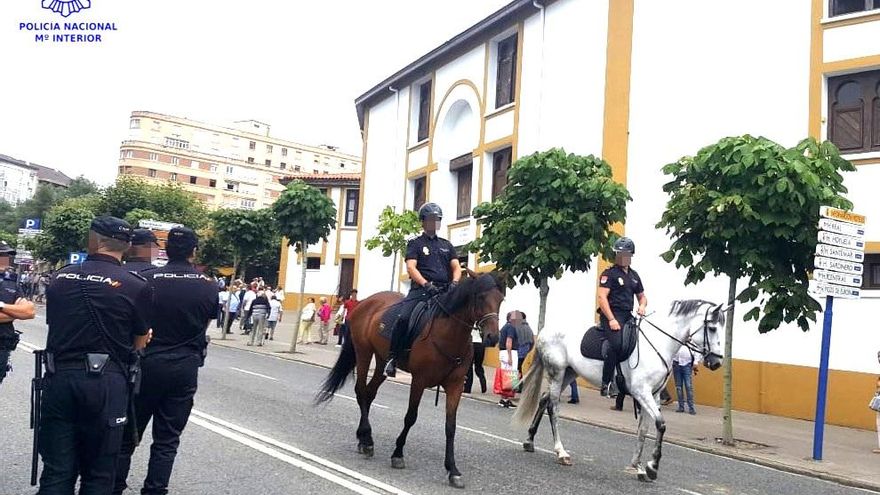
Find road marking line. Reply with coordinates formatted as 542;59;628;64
457;425;556;455
228;367;278;381
189;416;382;495
334;393;390;410
191;409;413;495
678;489;705;495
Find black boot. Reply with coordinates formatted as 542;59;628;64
383;355;397;377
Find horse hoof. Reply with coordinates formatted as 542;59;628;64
556;455;572;466
357;445;374;457
391;457;405;469
448;474;465;489
646;461;658;480
523;442;535;453
637;472;651;483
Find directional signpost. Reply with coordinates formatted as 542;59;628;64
809;206;866;461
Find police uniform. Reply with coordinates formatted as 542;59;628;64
125;229;159;273
39;216;152;494
0;266;23;385
598;264;645;387
114;227;216;495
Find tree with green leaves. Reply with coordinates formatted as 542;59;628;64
364;206;422;290
100;175;151;218
61;176;102;199
272;180;337;353
147;182;209;230
211;208;278;338
470;148;630;331
30;194;103;265
657;136;854;446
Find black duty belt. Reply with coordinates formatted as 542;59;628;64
52;358;125;374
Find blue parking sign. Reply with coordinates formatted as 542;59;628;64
69;252;87;265
23;218;41;230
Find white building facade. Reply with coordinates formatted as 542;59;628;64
353;0;880;429
0;154;39;205
278;174;360;311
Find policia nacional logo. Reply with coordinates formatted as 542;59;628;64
42;0;90;17
56;273;122;288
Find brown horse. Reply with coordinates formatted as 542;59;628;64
315;269;505;488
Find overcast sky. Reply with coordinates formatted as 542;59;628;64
0;0;511;184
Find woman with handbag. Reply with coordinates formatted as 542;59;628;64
297;297;316;345
494;311;521;408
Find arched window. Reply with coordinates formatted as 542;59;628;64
828;70;880;154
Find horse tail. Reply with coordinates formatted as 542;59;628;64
314;332;356;405
513;349;545;427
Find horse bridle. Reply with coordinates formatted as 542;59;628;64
640;303;724;361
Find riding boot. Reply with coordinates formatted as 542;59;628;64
383;354;397;377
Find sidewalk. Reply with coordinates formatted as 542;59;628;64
207;319;880;492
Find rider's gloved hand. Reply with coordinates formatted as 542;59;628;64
423;282;441;296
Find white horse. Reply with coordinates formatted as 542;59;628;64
513;299;725;481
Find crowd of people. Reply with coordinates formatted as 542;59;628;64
216;277;284;345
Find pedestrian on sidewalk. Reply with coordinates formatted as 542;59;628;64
464;326;487;394
515;312;535;374
248;290;271;346
568;381;579;404
298;298;316;345
673;345;698;414
874;350;880;454
240;283;256;334
316;297;332;344
495;311;520;408
216;287;227;328
336;289;359;347
222;286;241;337
267;295;283;340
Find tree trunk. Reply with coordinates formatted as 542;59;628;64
721;276;737;446
289;240;308;353
221;255;239;340
389;251;398;291
537;277;549;333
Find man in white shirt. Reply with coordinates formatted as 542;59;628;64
672;345;700;414
240;284;257;334
267;296;283;341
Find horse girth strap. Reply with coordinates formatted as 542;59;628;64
431;340;465;368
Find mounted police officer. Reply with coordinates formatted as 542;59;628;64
384;202;461;377
37;216;152;494
0;241;36;385
596;236;647;397
124;228;160;273
114;227;216;495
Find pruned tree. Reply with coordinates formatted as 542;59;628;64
657;135;855;445
470;148;630;331
272;180;337;353
364;206;422;290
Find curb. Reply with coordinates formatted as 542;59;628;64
210;339;880;493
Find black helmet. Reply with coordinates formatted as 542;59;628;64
613;236;635;255
418;202;443;220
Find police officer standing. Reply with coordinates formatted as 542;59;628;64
384;202;461;377
113;227;216;495
38;216;152;494
0;241;36;385
125;229;160;273
596;237;647;396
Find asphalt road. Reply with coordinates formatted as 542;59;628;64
1;314;876;495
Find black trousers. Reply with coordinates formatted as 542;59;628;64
38;368;129;495
600;312;632;385
464;343;486;393
0;349;11;384
389;287;430;356
114;353;200;495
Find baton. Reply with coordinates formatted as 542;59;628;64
30;349;44;486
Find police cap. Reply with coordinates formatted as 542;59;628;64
131;228;159;247
166;226;199;251
91;216;133;242
0;241;16;256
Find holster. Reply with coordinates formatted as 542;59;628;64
0;330;20;351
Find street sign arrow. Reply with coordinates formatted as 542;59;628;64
817;231;865;250
819;206;866;226
818;218;865;239
813;269;862;287
816;243;865;263
814;256;863;275
808;280;861;299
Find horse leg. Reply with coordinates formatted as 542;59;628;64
546;373;572;466
633;390;665;481
523;393;550;453
355;351;383;457
443;378;466;489
390;380;426;469
629;405;650;480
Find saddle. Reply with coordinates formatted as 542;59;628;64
379;298;438;353
579;320;639;362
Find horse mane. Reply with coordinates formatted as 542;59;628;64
439;273;503;314
668;299;715;317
